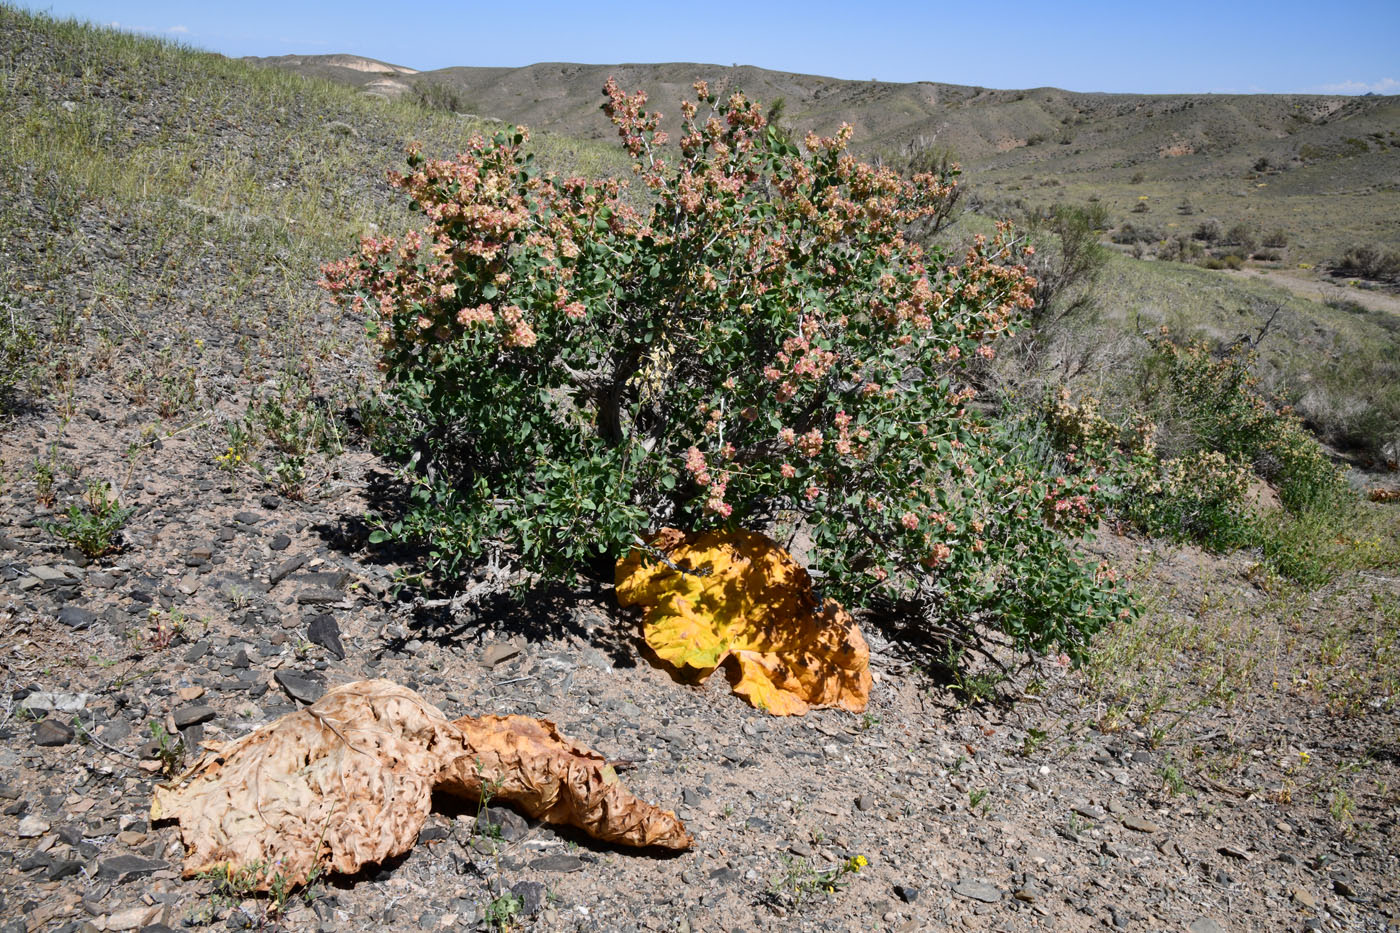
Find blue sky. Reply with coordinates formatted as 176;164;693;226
23;0;1400;95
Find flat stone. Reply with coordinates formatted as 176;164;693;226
20;691;90;713
274;670;325;704
1291;887;1318;909
30;565;70;582
56;606;97;629
307;614;345;660
269;533;291;551
18;814;50;837
1188;920;1224;933
1121;815;1158;833
171;705;215;728
1218;844;1250;860
233;511;263;525
34;718;75;746
482;643;521;668
268;553;308;585
297;570;350;589
97;854;167;881
295;589;342;605
953;880;1001;903
530;853;584;873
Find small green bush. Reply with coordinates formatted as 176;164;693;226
1044;337;1351;562
43;480;136;558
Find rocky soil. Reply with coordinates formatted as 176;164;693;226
2;12;1398;933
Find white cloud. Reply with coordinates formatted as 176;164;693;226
1313;78;1400;95
168;25;189;35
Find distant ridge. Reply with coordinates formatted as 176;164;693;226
246;55;1399;175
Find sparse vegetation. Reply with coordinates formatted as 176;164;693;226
41;480;136;558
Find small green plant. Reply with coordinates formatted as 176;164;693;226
199;859;322;922
148;720;185;776
482;890;523;932
42;480;136;558
33;456;55;506
968;787;990;816
1159;759;1186;796
765;854;867;909
1020;726;1049;757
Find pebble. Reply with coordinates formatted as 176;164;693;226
530;854;584;873
274;670;325;704
307;613;345;659
33;718;75;746
1121;815;1158;833
172;704;215;728
953;879;1001;903
55;606;96;629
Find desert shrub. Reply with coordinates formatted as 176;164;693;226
1131;338;1346;512
1193;219;1222;243
1044;338;1349;557
0;313;37;416
411;80;465;114
1021;202;1108;333
1333;245;1400;282
1222;223;1256;252
1111;222;1158;246
322;80;1136;660
1158;234;1202;264
1262;230;1288;248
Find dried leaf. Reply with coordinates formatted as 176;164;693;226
616;529;871;716
151;680;689;888
438;715;691;849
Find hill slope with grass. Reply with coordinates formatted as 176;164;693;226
2;9;1397;933
251;55;1400;265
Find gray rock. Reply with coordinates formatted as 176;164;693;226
30;565;70;583
1188;920;1224;933
894;884;919;903
295;589;342;606
268;553;308;585
529;853;584;873
34;718;75;746
97;854;167;881
56;606;97;629
172;705;215;728
509;880;545;916
269;533;291;551
1121;815;1158;833
855;794;874;812
307;614;345;660
274;670;325;704
953;879;1001;903
479;805;528;842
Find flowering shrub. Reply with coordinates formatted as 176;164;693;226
322;80;1136;660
